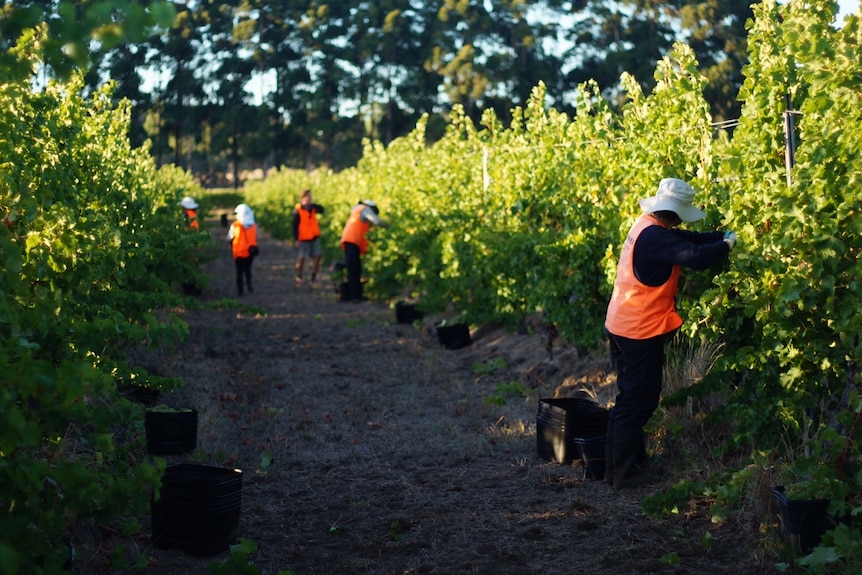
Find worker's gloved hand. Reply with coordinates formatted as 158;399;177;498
723;231;737;250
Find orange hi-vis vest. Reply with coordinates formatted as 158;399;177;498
231;222;258;259
341;204;371;254
605;214;682;339
183;208;199;230
295;203;321;241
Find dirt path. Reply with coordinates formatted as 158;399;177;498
88;213;772;574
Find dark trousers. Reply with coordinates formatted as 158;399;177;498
605;330;674;485
343;242;363;300
235;256;253;295
607;331;669;430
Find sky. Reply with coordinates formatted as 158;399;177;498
838;0;859;21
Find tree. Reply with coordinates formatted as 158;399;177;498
233;0;310;169
679;0;753;122
563;0;752;119
479;0;568;122
86;41;152;147
154;4;210;168
15;0;756;181
565;0;678;106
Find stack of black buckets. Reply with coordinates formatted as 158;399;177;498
394;301;475;351
536;397;609;480
145;409;243;557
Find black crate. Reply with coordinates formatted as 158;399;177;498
536;398;608;464
575;435;606;480
151;464;242;557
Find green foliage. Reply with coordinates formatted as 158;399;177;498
200;298;267;317
205;189;247;211
0;68;200;571
776;446;850;504
472;357;507;375
642;479;708;518
147;405;194;413
683;0;862;457
388;520;405;542
660;552;680;566
483;381;530;406
800;522;862;573
259;451;274;469
207;538;261;575
245;45;720;345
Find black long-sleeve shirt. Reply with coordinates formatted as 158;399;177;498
633;225;729;286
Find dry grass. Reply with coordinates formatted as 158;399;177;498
663;335;725;398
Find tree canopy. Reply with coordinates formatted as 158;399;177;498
4;0;757;182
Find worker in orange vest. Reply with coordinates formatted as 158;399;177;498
340;200;388;302
292;189;326;288
604;178;736;490
227;203;259;296
178;196;203;295
179;196;200;230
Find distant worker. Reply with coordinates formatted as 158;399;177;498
292;189;326;288
227;203;259;296
178;196;204;295
339;200;388;302
179;196;200;230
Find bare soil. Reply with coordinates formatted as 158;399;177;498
78;213;780;574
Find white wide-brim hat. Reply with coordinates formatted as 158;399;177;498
179;196;199;209
639;178;705;223
234;203;255;226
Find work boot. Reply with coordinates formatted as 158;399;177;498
612;426;654;490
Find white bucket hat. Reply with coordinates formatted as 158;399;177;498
179;196;198;209
234;203;255;226
639;178;705;223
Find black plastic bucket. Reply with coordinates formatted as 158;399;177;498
575;435;606;480
435;322;471;350
395;302;424;324
152;463;243;557
536;398;608;464
772;486;833;553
